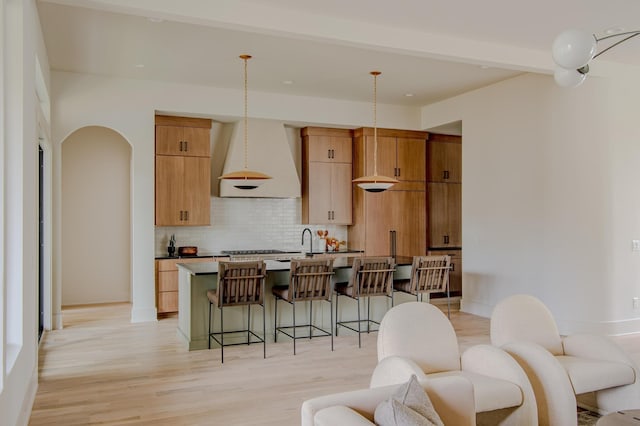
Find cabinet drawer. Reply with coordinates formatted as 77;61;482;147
158;270;178;292
158;291;178;313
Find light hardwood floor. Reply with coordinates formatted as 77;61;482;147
29;303;640;425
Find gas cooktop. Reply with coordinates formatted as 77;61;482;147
221;249;285;255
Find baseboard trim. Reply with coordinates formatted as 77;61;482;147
130;306;158;323
16;363;38;426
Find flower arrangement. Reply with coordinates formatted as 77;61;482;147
316;229;346;252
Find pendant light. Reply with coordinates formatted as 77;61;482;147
219;54;272;189
353;71;398;193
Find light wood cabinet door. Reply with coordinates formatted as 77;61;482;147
307;136;352;163
393;190;427;257
182;156;211;225
396;138;426;182
361;190;426;257
330;162;352;224
155;156;185;226
307;162;333;223
306;162;352;224
364;136;397;179
428;140;461;183
155;156;211;226
428;183;462;248
363;190;394;256
155;125;210;157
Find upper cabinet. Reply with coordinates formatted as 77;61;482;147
427;133;461;183
155;115;212;226
301;127;353;225
354;128;427;184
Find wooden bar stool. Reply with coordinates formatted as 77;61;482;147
393;255;452;317
334;257;395;348
272;258;335;355
207;260;266;363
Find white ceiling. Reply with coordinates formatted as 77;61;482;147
37;0;640;108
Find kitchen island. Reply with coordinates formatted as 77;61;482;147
176;257;413;350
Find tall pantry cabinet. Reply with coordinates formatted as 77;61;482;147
155;115;212;226
349;128;428;257
301;127;353;225
427;133;462;294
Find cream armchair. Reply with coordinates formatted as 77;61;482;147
491;294;640;426
370;302;537;425
301;375;475;426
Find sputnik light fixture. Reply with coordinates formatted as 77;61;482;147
353;71;399;193
219;54;272;189
552;28;640;87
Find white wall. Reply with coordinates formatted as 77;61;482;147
1;0;50;424
421;72;640;335
61;126;131;305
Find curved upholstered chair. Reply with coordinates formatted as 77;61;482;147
491;294;640;425
370;301;537;425
302;375;475;426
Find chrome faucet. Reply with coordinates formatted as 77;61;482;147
302;228;313;255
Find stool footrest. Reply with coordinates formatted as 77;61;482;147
275;324;332;340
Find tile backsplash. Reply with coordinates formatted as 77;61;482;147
155;197;348;256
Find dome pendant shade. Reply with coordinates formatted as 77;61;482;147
353;174;399;192
219;169;272;189
218;54;272;189
353;71;398;193
552;29;597;69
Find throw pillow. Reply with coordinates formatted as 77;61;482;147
374;375;444;426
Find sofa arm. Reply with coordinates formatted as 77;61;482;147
314;406;373;426
461;344;538;425
563;333;637;366
369;355;428;388
501;341;577;426
301;376;475;426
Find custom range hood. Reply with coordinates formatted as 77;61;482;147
219;118;301;198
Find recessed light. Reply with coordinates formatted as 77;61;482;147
282;80;294;85
147;17;164;23
479;65;490;69
134;64;145;68
404;93;414;97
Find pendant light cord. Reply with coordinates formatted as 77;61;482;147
372;71;380;177
243;55;249;170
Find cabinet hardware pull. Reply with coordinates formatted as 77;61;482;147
185;210;189;221
328;211;331;220
443;170;449;180
331;211;334;220
331;149;335;158
180;210;184;221
450;263;455;272
184;141;188;151
443;235;449;244
397;167;400;177
179;141;183;151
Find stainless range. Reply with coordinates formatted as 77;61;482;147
220;249;304;261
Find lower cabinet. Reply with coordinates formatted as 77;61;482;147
156;257;214;316
428;249;462;295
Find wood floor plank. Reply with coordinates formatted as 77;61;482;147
29;303;639;425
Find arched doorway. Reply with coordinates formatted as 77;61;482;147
61;126;132;306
